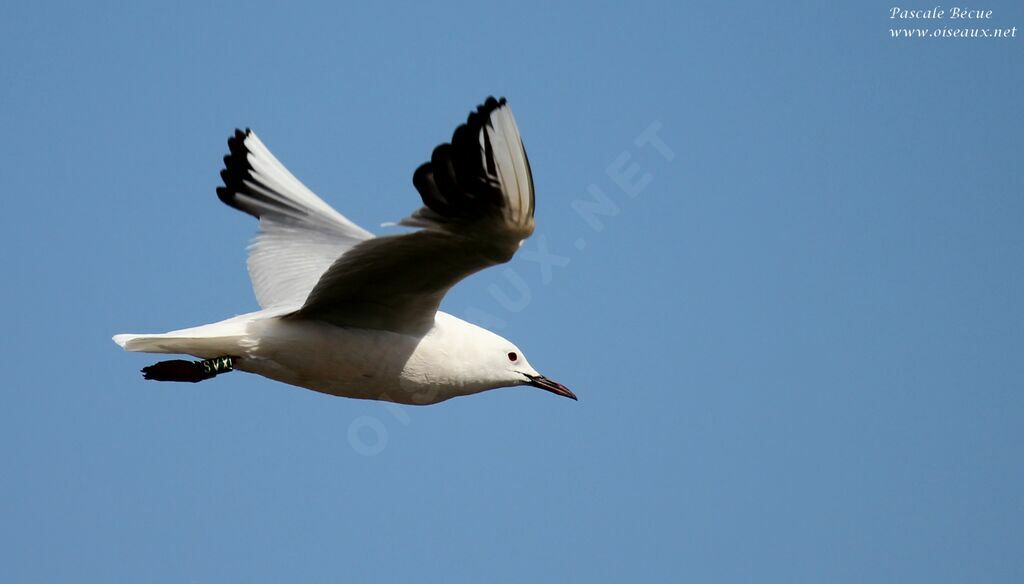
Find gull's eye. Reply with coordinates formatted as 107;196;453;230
507;352;518;362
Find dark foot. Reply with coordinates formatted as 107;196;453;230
142;356;235;383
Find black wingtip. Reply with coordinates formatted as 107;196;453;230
467;96;507;126
217;128;257;212
411;96;516;220
215;127;318;223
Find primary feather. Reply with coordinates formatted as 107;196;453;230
217;129;373;309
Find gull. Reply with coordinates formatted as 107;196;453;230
113;97;576;405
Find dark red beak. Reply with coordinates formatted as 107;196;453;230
526;374;577;400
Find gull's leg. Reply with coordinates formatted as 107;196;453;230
140;356;237;383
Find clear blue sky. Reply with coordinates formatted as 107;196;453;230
2;1;1023;582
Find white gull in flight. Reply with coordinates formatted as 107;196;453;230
113;97;576;405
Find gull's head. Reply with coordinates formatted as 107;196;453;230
427;315;576;401
477;337;577;401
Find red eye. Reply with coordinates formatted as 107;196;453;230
507;352;518;362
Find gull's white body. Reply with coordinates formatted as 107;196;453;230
117;310;533;405
113;98;574;404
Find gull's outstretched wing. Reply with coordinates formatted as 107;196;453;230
293;97;535;334
217;130;374;309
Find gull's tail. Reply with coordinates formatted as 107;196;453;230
113;311;265;382
113;332;242;357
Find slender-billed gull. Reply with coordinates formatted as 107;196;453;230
113;97;575;405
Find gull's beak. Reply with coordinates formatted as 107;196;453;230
526;374;577;401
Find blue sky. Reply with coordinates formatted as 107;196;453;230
2;1;1023;582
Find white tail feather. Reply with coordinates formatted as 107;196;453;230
112;309;279;359
111;334;243;359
